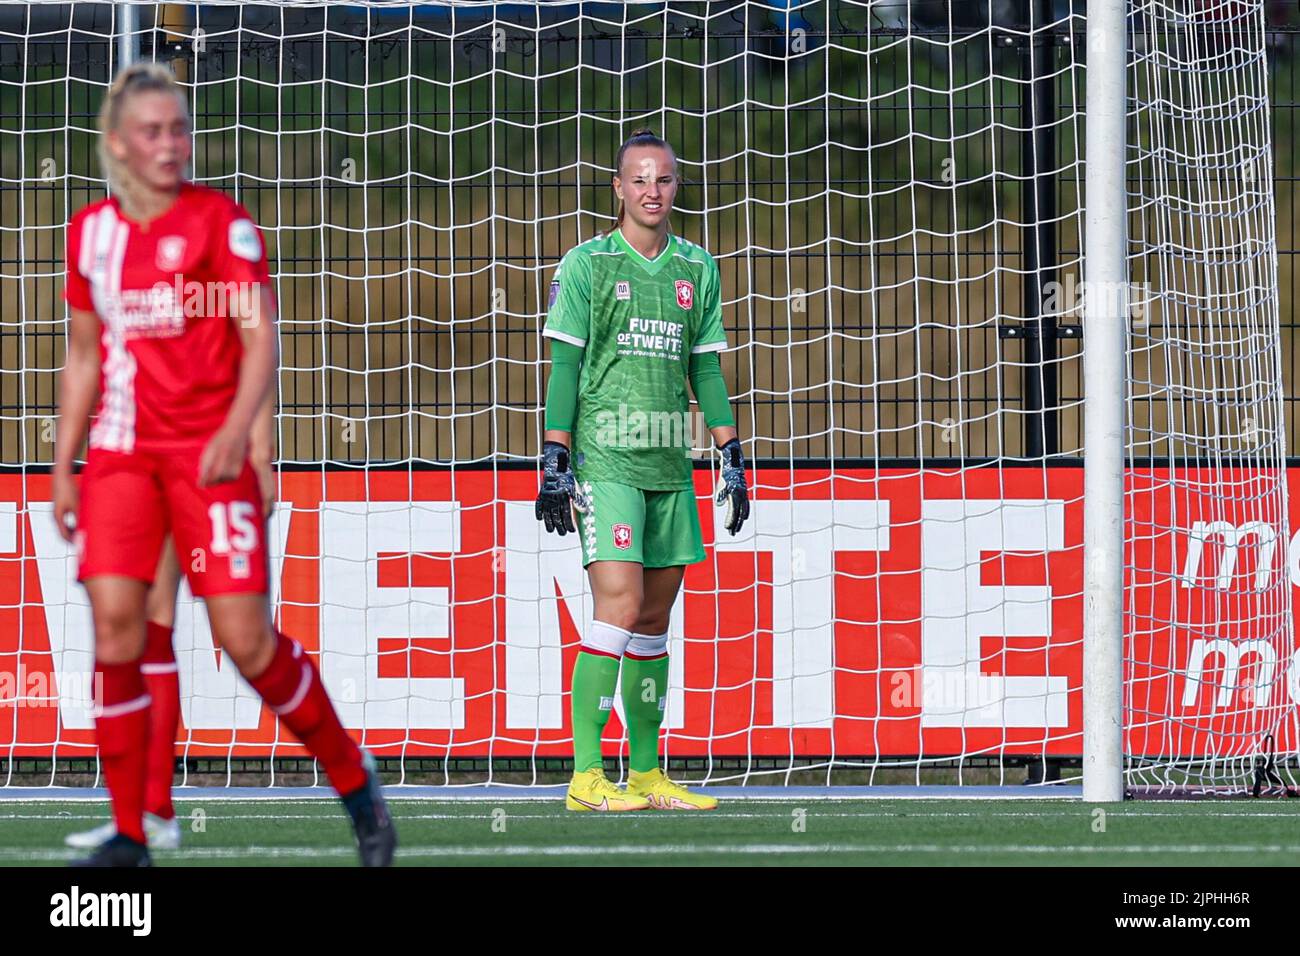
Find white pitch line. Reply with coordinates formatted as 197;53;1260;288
3;808;1300;822
380;843;1300;857
2;842;1299;862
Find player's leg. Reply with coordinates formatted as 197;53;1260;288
140;537;183;845
79;576;153;860
623;487;716;809
202;593;394;864
164;452;395;864
574;559;639;775
70;449;168;866
622;564;680;772
566;479;650;811
65;539;183;851
203;592;361;791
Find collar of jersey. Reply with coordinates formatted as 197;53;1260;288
109;181;192;230
612;228;677;274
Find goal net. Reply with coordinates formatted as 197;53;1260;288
0;0;1293;794
1124;0;1295;795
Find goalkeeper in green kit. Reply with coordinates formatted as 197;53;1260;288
537;129;749;812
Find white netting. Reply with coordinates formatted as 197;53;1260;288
1125;0;1296;793
0;0;1292;792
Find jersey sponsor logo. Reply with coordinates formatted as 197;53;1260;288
105;285;186;339
155;235;187;271
548;280;560;309
617;317;684;357
230;552;250;579
616;280;631;301
228;219;262;262
613;523;633;550
675;279;694;310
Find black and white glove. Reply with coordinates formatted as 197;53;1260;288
714;438;750;536
535;440;589;535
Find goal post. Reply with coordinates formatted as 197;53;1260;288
1082;0;1126;803
0;0;1294;794
116;2;139;69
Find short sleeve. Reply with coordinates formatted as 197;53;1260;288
208;200;272;289
63;214;93;311
691;254;727;354
542;245;591;347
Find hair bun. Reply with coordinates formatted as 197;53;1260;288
628;127;656;139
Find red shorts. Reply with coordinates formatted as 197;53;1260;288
76;446;268;597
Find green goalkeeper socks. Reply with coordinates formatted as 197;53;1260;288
621;653;669;773
571;650;621;773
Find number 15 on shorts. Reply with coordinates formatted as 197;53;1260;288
208;501;260;553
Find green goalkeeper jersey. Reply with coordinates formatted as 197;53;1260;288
543;229;728;491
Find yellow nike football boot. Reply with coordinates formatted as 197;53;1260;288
565;768;651;812
626;768;719;810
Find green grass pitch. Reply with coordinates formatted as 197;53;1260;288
1;798;1298;866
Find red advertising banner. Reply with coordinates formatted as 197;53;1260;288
0;467;1296;761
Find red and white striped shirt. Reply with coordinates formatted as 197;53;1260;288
64;183;273;453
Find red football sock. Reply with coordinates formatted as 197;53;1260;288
140;622;179;821
248;630;366;796
94;659;151;844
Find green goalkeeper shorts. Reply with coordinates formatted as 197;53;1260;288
574;479;706;568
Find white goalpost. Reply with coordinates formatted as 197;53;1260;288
1082;0;1126;803
0;0;1294;797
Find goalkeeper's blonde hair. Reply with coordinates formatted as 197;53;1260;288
97;63;190;217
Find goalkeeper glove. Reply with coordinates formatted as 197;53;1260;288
714;437;750;536
535;440;588;535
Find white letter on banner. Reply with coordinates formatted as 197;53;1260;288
920;498;1068;728
502;501;686;731
1181;520;1276;592
320;501;464;729
1181;639;1277;710
29;502;95;728
0;501;14;552
713;498;890;728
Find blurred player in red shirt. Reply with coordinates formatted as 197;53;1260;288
53;63;396;866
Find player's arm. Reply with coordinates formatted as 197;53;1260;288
536;337;586;534
198;285;278;487
52;305;102;542
690;351;748;535
689;256;748;535
543;330;582;450
536;248;592;534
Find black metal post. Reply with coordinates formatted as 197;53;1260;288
1021;0;1059;458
